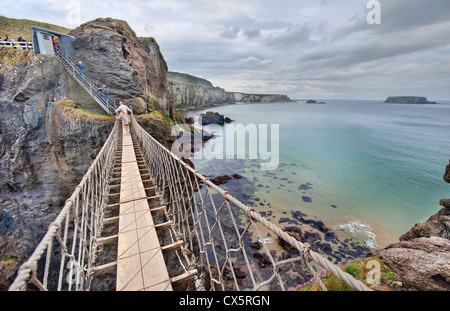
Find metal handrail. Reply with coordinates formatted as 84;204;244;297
0;40;34;50
56;49;118;115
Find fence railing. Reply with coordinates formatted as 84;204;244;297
8;120;120;291
0;41;34;50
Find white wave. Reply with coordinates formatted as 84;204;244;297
333;221;378;249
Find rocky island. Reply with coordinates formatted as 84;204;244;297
385;96;437;104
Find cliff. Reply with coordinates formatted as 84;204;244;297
373;165;450;291
0;45;176;289
168;71;293;109
70;18;169;114
0;51;115;289
385;96;437;104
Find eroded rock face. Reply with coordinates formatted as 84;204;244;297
378;237;450;291
69;18;169;113
400;207;450;241
0;54;114;290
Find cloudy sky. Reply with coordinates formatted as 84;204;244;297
1;0;450;100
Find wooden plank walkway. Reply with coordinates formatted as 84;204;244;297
116;128;173;291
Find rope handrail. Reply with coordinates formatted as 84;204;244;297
9;110;372;291
130;114;372;291
8;120;120;291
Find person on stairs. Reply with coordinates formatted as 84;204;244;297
102;85;110;104
115;101;132;134
75;61;85;81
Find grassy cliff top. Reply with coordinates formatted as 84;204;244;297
168;71;213;88
0;15;71;41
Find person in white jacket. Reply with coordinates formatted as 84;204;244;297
115;102;132;134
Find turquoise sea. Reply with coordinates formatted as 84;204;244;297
185;100;450;249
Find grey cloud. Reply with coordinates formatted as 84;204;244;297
243;29;261;39
219;25;241;39
267;23;312;48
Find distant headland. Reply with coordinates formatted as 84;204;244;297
385;96;437;104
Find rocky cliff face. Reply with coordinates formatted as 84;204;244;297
375;166;450;291
69;18;169;114
0;51;115;289
168;72;293;108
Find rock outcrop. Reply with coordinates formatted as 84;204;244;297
385;96;437;104
0;52;115;290
377;237;450;291
168;72;293;108
375;161;450;291
69;18;169;114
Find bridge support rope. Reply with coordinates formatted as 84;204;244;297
8;49;372;290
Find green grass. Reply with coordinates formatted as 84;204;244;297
290;256;415;291
0;15;71;41
59;99;115;123
0;46;34;72
1;256;18;264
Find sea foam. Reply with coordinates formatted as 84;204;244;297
333;221;378;249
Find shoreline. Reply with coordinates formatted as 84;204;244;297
181;102;419;261
178;100;298;115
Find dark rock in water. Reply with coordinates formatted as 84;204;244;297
251;241;261;250
302;196;312;203
253;252;272;268
331;204;337;209
298;183;313;191
306;99;317;103
224;117;234;123
279;217;299;225
200;111;225;125
212;175;232;185
232;174;243;179
185;117;194;124
233;266;248;279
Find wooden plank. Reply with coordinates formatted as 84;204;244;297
103;216;119;225
171;269;198;285
116;127;172;291
97;234;118;245
92;261;117;277
155;221;174;231
150;206;167;214
161;241;184;253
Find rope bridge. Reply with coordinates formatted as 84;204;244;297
8;112;371;291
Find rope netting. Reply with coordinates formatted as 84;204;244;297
131;116;372;292
8;120;120;291
9;114;371;291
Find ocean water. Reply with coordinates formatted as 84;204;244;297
185;100;450;249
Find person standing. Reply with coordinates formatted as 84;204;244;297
95;80;102;93
75;61;85;81
115;101;132;134
102;85;110;104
